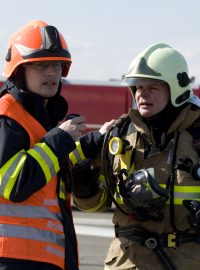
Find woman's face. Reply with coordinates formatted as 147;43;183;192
23;61;63;98
134;78;170;118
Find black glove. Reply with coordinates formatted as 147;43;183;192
72;159;100;198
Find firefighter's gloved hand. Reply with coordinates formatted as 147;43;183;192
126;184;153;208
72;159;100;198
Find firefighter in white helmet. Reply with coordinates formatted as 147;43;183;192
73;43;200;270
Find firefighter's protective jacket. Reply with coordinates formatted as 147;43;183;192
74;104;200;270
0;88;79;270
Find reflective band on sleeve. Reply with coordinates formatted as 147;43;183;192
69;141;86;165
116;185;124;205
0;150;26;199
174;185;200;193
28;143;60;182
99;174;105;182
77;186;107;212
160;184;200;205
59;179;66;200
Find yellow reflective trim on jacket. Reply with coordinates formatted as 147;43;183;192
28;143;60;183
0;150;27;199
69;142;86;165
119;150;135;173
99;174;105;183
59;179;65;200
160;184;200;205
174;185;200;193
77;186;107;212
116;185;124;205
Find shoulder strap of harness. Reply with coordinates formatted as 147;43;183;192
112;113;134;138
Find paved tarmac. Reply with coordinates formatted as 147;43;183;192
73;210;114;270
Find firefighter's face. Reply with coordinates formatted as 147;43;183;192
24;61;63;98
134;78;170;118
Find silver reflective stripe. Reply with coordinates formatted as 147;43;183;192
72;148;82;162
0;204;62;221
47;221;63;232
32;145;56;177
0;224;65;247
43;198;59;206
174;191;200;199
46;245;64;258
0;152;25;194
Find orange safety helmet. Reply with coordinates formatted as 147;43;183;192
3;20;72;78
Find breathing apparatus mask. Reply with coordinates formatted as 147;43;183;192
118;168;169;220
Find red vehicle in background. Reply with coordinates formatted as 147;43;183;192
192;86;200;99
61;79;133;131
0;78;200;131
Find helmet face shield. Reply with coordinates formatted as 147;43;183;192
123;77;137;87
124;77;167;88
123;43;192;107
4;20;72;78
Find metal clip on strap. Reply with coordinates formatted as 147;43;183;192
144;236;176;270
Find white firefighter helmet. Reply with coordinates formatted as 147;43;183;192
124;43;192;107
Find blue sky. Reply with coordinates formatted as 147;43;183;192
1;0;200;84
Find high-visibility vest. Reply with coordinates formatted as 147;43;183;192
0;94;66;269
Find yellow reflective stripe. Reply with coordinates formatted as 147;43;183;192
159;184;200;192
160;184;200;205
0;150;26;199
119;150;133;170
119;156;128;170
115;184;123;205
59;179;65;200
77;186;107;212
116;193;124;205
174;186;200;192
174;185;200;204
28;146;51;182
28;143;59;182
69;149;79;165
58;180;71;201
69;142;86;165
99;174;105;182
